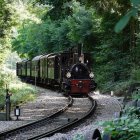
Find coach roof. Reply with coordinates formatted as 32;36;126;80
32;55;43;61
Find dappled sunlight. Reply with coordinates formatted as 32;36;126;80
12;1;42;24
9;83;25;89
37;95;66;100
68;108;87;113
94;90;101;95
23;108;56;112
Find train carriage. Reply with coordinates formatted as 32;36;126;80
16;62;22;77
31;55;42;81
21;60;28;77
47;55;61;85
26;60;31;77
40;55;47;84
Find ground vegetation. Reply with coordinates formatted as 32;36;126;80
0;0;37;111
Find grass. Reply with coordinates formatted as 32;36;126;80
0;82;37;111
0;67;37;111
10;82;37;108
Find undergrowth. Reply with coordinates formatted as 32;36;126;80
100;106;140;140
100;90;140;140
0;66;37;111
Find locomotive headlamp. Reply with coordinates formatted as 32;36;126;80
66;72;71;78
89;72;94;78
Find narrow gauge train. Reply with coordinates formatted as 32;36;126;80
16;46;97;95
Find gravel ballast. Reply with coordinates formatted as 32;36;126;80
0;89;122;140
0;87;68;132
41;91;122;140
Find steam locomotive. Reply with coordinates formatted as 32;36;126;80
16;46;97;95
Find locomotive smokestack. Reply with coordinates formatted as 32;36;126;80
78;44;82;57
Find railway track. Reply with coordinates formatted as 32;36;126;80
0;95;96;140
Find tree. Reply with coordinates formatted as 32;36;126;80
0;0;14;64
35;0;72;20
115;0;140;33
13;1;101;58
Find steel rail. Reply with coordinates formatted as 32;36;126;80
0;96;73;140
28;94;96;140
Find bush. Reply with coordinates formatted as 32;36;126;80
10;83;37;107
0;89;5;110
132;90;140;100
0;66;16;88
131;68;140;82
0;66;37;111
98;80;133;96
101;106;140;140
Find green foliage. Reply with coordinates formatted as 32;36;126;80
13;20;57;58
115;8;138;33
131;0;140;6
86;0;135;92
131;68;140;82
0;89;5;109
101;107;140;140
13;1;101;58
0;54;36;111
135;33;140;65
10;83;36;107
94;34;132;91
0;82;36;111
0;0;12;65
0;71;37;111
27;2;51;19
66;4;100;44
101;81;133;95
132;90;140;100
5;51;21;70
115;0;140;33
0;0;26;65
124;106;140;117
35;0;72;20
0;0;12;37
0;67;15;88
